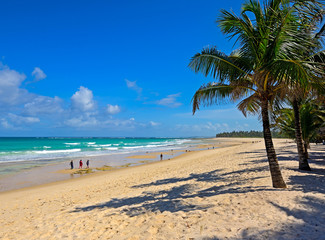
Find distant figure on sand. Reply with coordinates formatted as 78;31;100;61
79;160;83;169
160;154;163;161
86;159;89;168
70;160;74;169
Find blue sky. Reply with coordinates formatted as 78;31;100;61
0;0;261;137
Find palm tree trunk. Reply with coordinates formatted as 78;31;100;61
304;142;309;159
261;99;287;188
292;98;311;171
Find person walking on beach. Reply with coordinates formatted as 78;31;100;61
86;159;89;168
160;154;163;161
79;160;83;169
70;160;74;169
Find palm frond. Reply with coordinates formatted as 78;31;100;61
237;94;261;117
269;59;315;86
192;83;235;114
189;47;249;82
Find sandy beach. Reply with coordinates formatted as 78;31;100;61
0;138;324;240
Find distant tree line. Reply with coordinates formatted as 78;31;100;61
215;130;285;138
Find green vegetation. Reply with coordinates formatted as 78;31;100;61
74;168;93;174
273;99;325;158
215;131;284;138
138;160;151;164
189;0;325;188
96;165;114;171
119;163;133;168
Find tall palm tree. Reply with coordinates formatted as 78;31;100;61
286;13;325;171
189;0;324;188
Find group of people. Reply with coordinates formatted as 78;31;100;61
69;153;168;169
70;159;89;169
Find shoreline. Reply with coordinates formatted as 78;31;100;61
0;137;253;196
0;148;183;193
2;138;322;239
0;137;229;193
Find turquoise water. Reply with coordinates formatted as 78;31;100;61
0;137;193;163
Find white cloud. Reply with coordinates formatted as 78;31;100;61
64;116;140;130
8;113;40;125
0;118;14;129
125;79;142;93
156;93;182;108
71;86;96;112
176;108;248;120
23;96;63;116
31;67;47;81
175;122;229;133
0;64;31;106
106;118;137;128
64;116;98;128
107;104;121;115
149;121;160;126
222;123;229;128
125;79;143;100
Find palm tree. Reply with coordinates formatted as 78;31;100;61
281;87;313;170
274;99;325;158
189;0;324;188
300;102;325;153
286;13;325;171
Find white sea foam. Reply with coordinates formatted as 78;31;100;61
123;146;141;149
34;149;81;154
99;144;112;147
104;147;118;150
143;144;166;148
0;138;199;164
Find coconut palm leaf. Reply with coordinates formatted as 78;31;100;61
192;83;237;114
237;94;261;117
189;47;250;82
274;108;296;138
274;100;325;144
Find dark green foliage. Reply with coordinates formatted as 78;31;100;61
215;130;284;138
273;100;325;145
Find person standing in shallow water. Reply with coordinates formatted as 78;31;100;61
160;154;163;161
70;160;74;169
86;159;89;168
79;160;83;169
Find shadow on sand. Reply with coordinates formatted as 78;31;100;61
72;167;273;217
71;143;325;239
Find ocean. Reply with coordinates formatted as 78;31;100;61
0;137;210;191
0;137;195;164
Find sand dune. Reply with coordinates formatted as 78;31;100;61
0;138;324;240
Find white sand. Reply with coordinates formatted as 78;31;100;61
0;138;324;240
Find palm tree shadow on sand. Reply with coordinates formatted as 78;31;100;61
71;145;325;239
224;195;325;240
72;167;275;217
